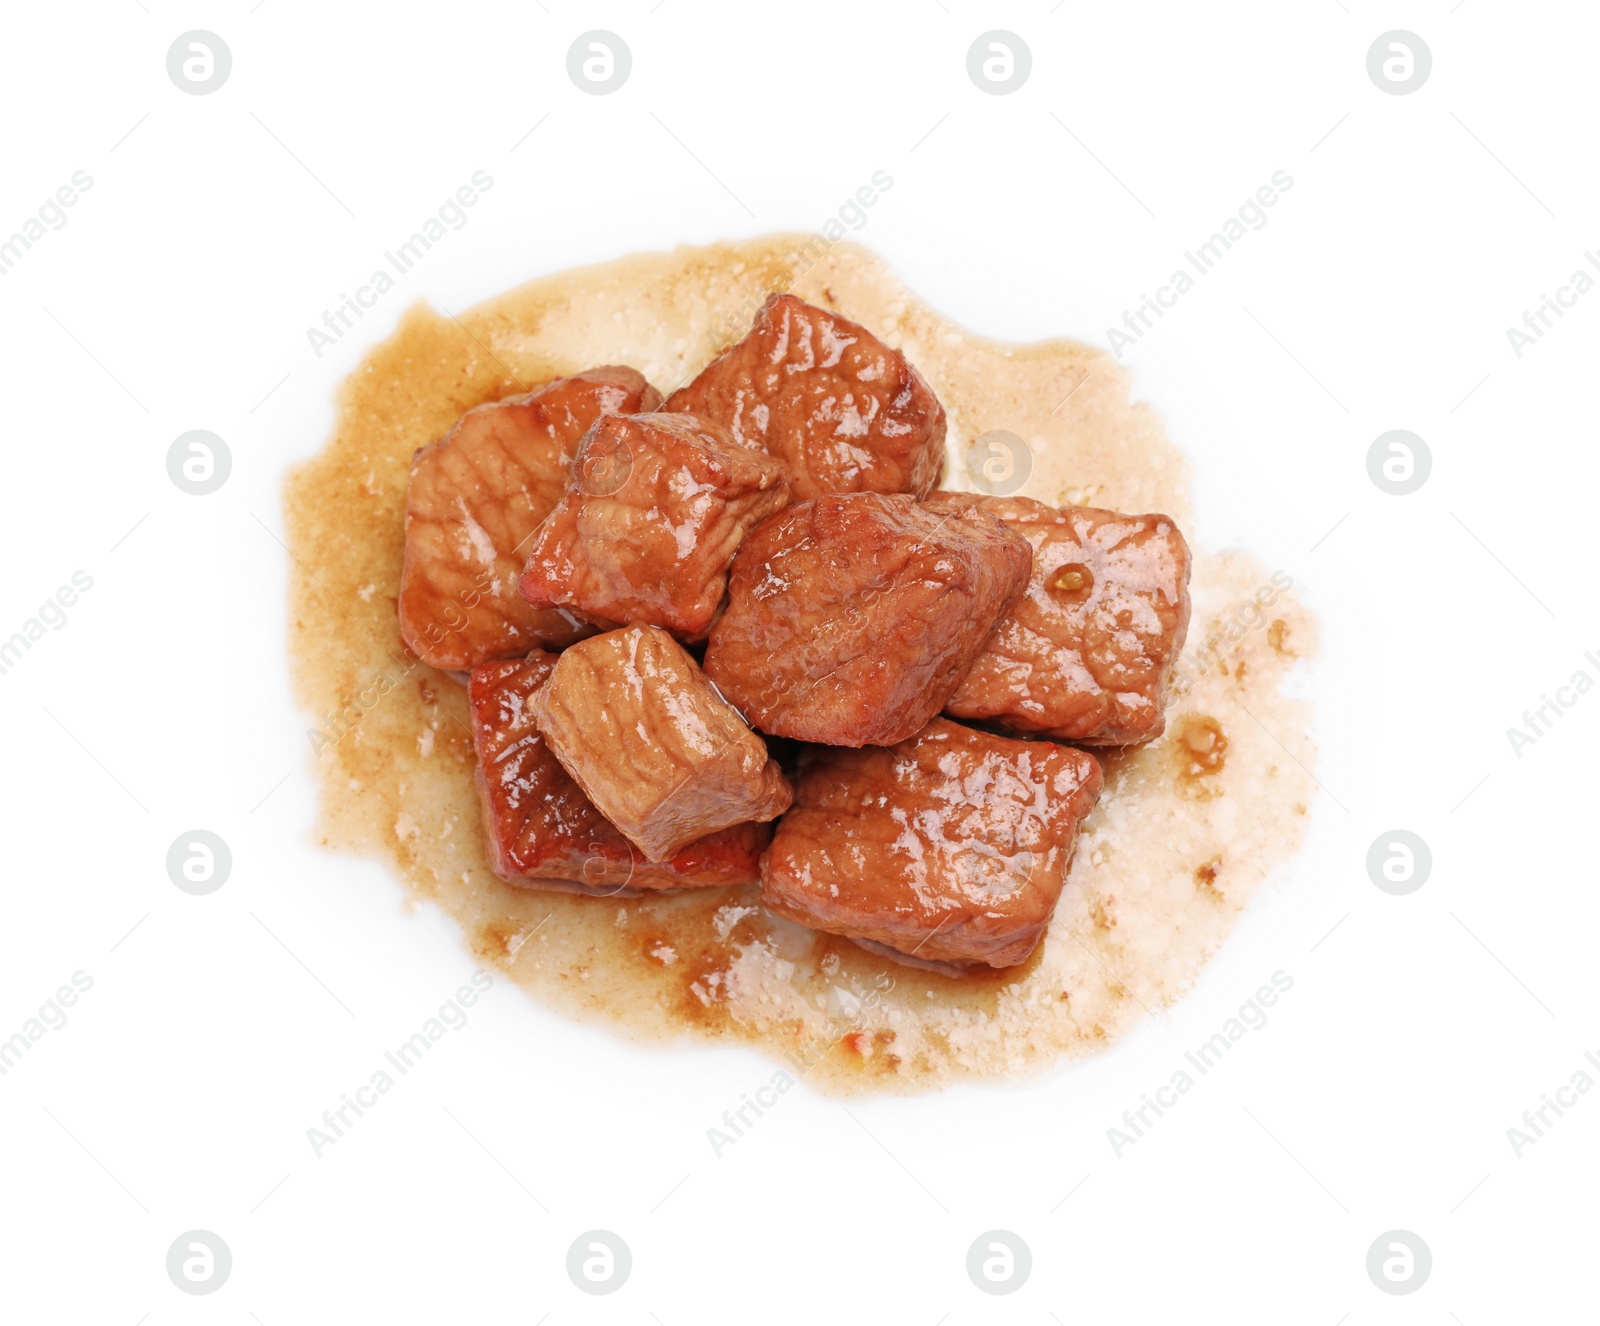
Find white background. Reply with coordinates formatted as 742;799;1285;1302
1;1;1595;1320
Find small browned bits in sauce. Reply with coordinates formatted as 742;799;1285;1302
1175;714;1229;778
1268;618;1291;654
1089;895;1118;931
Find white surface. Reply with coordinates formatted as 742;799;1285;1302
0;1;1593;1320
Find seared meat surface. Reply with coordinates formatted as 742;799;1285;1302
468;651;769;890
531;626;792;862
518;411;790;638
664;293;945;501
400;366;660;670
703;492;1032;747
760;718;1103;968
927;493;1191;744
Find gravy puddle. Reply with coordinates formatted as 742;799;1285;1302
284;236;1318;1094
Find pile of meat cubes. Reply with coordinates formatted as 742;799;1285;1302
399;294;1191;970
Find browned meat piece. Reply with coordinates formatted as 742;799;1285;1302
530;626;792;861
702;493;1032;747
469;651;768;891
400;367;661;670
518;412;790;638
760;719;1103;968
927;493;1192;745
663;292;946;501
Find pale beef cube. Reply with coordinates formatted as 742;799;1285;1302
399;366;660;670
469;651;769;891
663;293;945;501
702;493;1031;747
518;412;790;639
760;719;1103;968
530;626;792;862
927;493;1192;745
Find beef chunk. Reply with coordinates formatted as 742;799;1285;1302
760;719;1103;968
663;293;945;501
702;493;1032;747
400;366;660;670
518;411;790;638
469;651;768;891
530;626;792;862
927;493;1191;745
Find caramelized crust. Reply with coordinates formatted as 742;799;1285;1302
703;493;1032;747
664;293;945;501
530;627;792;862
928;493;1191;744
469;651;768;891
518;411;790;638
400;367;660;670
761;719;1103;968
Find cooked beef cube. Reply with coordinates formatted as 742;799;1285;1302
530;626;792;862
663;293;946;501
702;492;1031;747
760;719;1103;968
927;493;1192;745
518;412;790;639
469;651;768;891
400;367;660;670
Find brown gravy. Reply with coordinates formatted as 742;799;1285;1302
283;236;1317;1094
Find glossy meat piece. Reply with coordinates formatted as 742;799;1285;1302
531;626;792;862
927;493;1191;745
469;651;768;891
663;292;946;501
400;367;661;670
518;412;790;638
760;719;1103;968
702;493;1032;747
